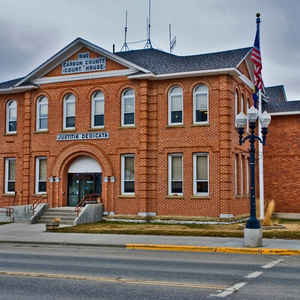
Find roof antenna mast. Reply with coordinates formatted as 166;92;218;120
144;0;153;49
169;24;176;53
120;9;130;52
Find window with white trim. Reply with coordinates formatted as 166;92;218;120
91;91;104;128
168;86;183;125
36;96;48;131
246;158;249;194
234;91;238;116
241;95;244;114
121;89;135;126
121;155;135;194
168;154;183;195
63;93;75;130
5;158;16;193
234;154;238;196
6;100;17;133
35;157;47;194
193;85;208;124
193;153;209;195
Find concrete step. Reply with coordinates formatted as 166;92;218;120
37;207;77;225
42;211;77;216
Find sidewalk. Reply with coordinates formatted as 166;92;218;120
0;223;299;255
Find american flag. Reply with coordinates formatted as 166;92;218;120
251;16;263;90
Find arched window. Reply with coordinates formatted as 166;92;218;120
241;95;245;114
121;88;135;126
6;100;17;133
168;86;183;125
63;93;75;130
234;90;239;116
193;84;208;124
36;96;48;131
91;91;104;128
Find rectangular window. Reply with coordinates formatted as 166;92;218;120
123;98;135;125
36;157;47;194
170;95;183;124
241;156;244;195
246;158;249;194
193;153;209;195
65;102;75;129
94;99;104;127
195;93;208;122
168;154;183;195
39;102;48;130
121;155;135;194
234;154;238;196
5;158;16;193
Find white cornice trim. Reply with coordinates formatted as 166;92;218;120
236;70;254;89
270;111;300;116
0;85;38;94
129;68;237;80
33;69;138;85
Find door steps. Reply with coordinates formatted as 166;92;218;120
37;207;77;225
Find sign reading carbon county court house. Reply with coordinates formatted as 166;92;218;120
56;132;109;141
62;52;106;74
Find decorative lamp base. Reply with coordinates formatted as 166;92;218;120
244;228;263;247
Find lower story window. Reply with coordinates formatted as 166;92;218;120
193;153;209;195
121;154;135;194
36;157;47;193
5;158;16;193
168;154;183;195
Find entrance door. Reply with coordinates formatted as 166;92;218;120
68;173;102;206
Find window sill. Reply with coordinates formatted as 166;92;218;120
88;127;105;131
118;194;136;198
4;133;17;136
166;125;185;128
191;123;209;127
165;195;184;199
62;129;76;132
191;195;210;200
34;130;49;134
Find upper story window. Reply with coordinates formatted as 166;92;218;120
234;90;239;116
91;91;104;128
6;100;17;133
168;86;183;125
241;95;245;114
63;93;75;130
121;89;135;126
36;96;48;131
193;85;208;124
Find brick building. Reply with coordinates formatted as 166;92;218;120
0;37;297;217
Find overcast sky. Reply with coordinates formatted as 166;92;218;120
0;0;299;100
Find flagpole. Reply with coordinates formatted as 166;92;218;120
258;90;264;220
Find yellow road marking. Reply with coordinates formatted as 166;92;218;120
0;271;226;290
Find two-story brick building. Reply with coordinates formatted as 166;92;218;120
0;37;283;217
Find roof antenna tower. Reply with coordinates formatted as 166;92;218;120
144;0;153;49
120;10;130;51
169;24;176;53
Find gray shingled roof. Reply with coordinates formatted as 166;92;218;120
0;43;252;89
264;85;300;113
116;47;252;75
0;77;24;89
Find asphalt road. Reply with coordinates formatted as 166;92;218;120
0;243;299;299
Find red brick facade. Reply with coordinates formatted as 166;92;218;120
0;44;261;217
264;115;300;213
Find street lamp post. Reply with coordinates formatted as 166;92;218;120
235;106;271;247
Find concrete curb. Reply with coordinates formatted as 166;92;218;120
0;240;299;255
126;244;300;256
